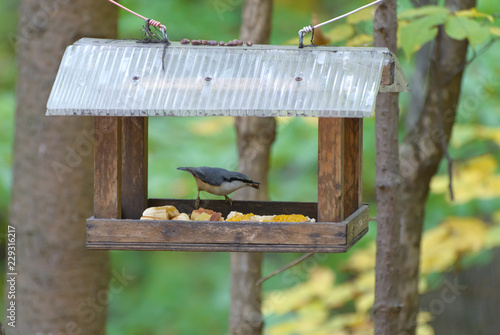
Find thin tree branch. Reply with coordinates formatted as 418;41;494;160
255;253;315;287
466;38;497;66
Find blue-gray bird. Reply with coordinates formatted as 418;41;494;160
178;166;260;208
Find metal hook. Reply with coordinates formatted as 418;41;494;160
160;26;167;41
298;31;305;48
143;18;154;38
298;25;313;48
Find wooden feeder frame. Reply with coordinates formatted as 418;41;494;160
87;115;368;253
45;39;406;253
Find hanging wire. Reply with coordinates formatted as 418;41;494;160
107;0;170;70
107;0;168;41
298;0;384;48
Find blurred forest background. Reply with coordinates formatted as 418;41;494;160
2;0;500;334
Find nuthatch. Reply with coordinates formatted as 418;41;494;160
178;166;260;208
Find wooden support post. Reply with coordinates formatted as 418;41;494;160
121;117;148;219
318;118;344;222
344;118;363;217
94;117;122;219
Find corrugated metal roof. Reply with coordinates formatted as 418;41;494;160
46;38;408;117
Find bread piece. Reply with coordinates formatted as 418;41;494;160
141;205;180;220
172;213;190;221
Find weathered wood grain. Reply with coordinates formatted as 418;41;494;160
87;219;346;245
318;118;344;222
94;117;121;219
85;242;361;253
344;118;363;217
148;199;318;219
346;203;369;246
121;117;148;219
381;60;395;86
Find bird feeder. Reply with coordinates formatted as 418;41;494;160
46;38;408;253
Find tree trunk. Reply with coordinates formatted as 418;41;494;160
8;1;117;333
229;1;274;334
372;0;403;333
398;0;476;333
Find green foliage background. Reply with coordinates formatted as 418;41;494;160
0;0;500;334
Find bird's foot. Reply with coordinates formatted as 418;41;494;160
224;195;233;206
195;197;201;209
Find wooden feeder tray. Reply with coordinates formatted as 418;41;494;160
46;39;408;253
87;199;369;253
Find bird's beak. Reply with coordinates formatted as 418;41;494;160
251;182;260;190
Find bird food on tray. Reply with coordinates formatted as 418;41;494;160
226;212;315;222
140;206;315;222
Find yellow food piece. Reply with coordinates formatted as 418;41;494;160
227;213;312;222
194;212;213;221
263;215;310;222
227;213;256;222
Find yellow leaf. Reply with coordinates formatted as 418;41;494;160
455;8;494;23
447;217;488;251
355;292;374;314
421;217;488;274
477;126;500;146
188;118;232;136
322;313;368;331
490;26;500;37
265;285;315;315
431;154;500;204
264;267;335;316
430;175;449;194
266;320;303;335
418;311;434;324
486;224;500;249
460;154;497;176
342;242;376;272
419;276;429;293
296;300;329;324
308;267;335;288
283;36;299;46
421;224;456;273
347;7;376;24
346;34;373;47
417;324;436;335
323;283;356;308
324;24;355;43
421;241;457;274
353;271;376;292
416;312;435;334
449;124;478;148
493;210;500;224
451;124;500;148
